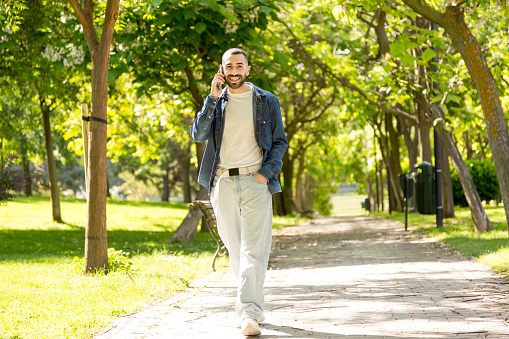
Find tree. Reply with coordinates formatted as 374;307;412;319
0;155;22;205
67;0;120;273
399;0;509;231
333;1;497;231
0;98;40;197
107;77;195;202
338;0;509;228
367;7;455;217
254;2;355;214
0;1;87;222
113;0;285;241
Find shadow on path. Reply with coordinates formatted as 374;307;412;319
94;216;509;339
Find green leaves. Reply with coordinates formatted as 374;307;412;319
216;4;240;23
183;9;196;20
194;22;207;34
175;60;188;71
389;40;417;65
155;15;172;25
0;40;15;50
0;0;27;33
259;6;273;14
331;5;343;20
114;0;284;101
273;51;290;69
389;33;437;66
447;94;461;104
196;0;217;6
421;49;436;63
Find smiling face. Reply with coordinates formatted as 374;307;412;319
222;51;251;92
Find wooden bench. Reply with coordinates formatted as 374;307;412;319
188;200;228;271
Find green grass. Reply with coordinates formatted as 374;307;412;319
330;192;369;217
273;214;308;229
0;196;300;339
376;204;509;276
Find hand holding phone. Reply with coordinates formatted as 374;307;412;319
211;65;225;98
217;66;224;90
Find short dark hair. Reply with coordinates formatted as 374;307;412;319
222;48;248;65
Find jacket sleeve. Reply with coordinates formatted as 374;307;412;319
258;96;288;181
190;95;219;143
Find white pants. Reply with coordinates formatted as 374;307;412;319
210;173;273;322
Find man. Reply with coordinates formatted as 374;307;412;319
191;48;288;336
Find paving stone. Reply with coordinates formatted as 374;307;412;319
94;216;509;339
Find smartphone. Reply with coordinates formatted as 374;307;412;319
217;65;224;90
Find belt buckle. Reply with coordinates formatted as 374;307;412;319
228;168;239;176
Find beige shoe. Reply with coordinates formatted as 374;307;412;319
240;317;261;336
237;314;265;328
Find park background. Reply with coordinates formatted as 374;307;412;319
1;0;509;338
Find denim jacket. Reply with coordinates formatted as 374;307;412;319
191;83;288;195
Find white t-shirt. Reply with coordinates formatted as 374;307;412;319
219;87;263;168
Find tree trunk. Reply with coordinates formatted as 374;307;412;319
412;19;433;166
402;0;508;231
398;113;419;172
170;140;205;241
386;114;404;212
303;172;315;212
380;117;393;212
379;160;384;212
106;173;111;198
382;145;395;213
441;143;455;218
41;103;62;222
161;160;169;202
69;0;120;273
294;153;306;211
20;138;32;197
171;65;207;233
23;159;32;197
431;106;493;232
415;94;432;163
84;50;109;272
374;157;379;212
367;175;373;213
168;186;208;243
272;191;284;216
179;147;192;204
398;107;418;213
169;138;203;239
281;152;294;215
478;132;487;160
464;131;474;159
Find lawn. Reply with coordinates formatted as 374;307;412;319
330;192;369;217
0;196;299;339
376;204;509;276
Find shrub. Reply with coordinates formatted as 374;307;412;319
451;159;501;206
71;248;134;274
0;155;22;205
107;248;134;273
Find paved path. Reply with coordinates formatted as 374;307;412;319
95;216;509;338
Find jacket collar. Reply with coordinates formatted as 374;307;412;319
248;83;267;97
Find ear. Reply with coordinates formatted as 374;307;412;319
246;65;251;77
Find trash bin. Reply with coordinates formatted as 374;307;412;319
361;197;370;212
414;162;436;214
399;173;414;199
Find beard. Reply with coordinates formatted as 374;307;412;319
226;73;247;89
